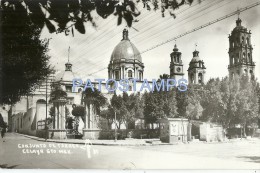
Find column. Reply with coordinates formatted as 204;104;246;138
60;104;65;129
194;72;197;84
54;104;57;129
56;105;60;129
120;66;123;79
90;104;93;129
122;66;125;78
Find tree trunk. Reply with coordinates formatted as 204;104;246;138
8;104;13;131
243;124;247;137
75;116;79;133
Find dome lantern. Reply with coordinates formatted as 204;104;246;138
122;28;129;40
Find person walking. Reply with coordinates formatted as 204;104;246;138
0;113;7;142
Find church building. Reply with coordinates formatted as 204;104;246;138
228;18;255;79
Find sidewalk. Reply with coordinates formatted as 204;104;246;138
16;132;260;146
16;133;171;146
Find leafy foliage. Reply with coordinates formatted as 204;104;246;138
82;87;107;128
49;106;70;117
71;105;86;132
194;76;260;134
72;105;86;118
107;92;143;129
1;0;198;35
50;84;67;101
1;1;52;104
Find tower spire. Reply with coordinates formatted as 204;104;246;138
65;46;72;71
237;7;240;19
122;28;129;40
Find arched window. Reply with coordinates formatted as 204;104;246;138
190;74;194;84
128;70;133;78
242;36;245;44
66;86;72;92
198;73;203;84
115;71;120;80
139;72;142;80
243;53;246;62
231;56;234;65
244;69;247;73
248;53;251;62
247;37;250;45
249;70;254;79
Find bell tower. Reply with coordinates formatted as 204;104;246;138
228;18;255;79
188;49;206;84
169;44;184;81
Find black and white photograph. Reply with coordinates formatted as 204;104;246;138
0;0;260;170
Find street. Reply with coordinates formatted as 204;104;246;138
0;133;259;169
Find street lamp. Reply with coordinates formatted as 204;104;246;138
114;111;117;142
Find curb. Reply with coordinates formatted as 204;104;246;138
16;133;173;146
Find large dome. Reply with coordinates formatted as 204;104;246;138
110;29;142;63
190;50;202;62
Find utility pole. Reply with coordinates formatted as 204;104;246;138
114;111;117;142
45;38;51;142
45;76;48;141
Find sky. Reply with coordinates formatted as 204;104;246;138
41;0;260;82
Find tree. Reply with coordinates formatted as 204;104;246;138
82;88;107;128
198;76;259;137
0;0;199;35
234;76;259;136
1;2;52;105
100;105;115;129
176;89;188;117
110;93;125;129
49;83;67;101
200;78;224;122
143;86;178;128
178;84;202;120
71;105;85;133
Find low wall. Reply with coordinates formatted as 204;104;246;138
227;128;255;138
99;129;159;140
36;129;49;139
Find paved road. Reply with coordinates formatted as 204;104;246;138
0;133;259;169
